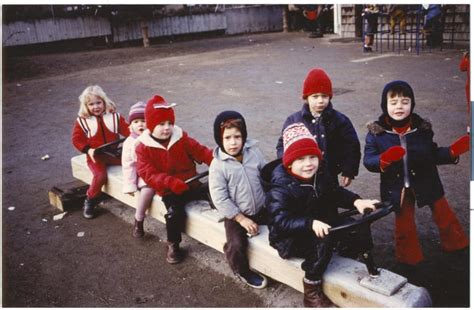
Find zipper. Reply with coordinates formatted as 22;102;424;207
240;156;257;215
98;115;107;144
386;129;417;188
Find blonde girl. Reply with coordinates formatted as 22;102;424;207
72;85;130;219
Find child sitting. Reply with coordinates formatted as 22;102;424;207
276;68;360;187
122;101;156;238
72;85;130;219
364;80;469;265
266;122;379;307
209;111;268;289
136;95;213;264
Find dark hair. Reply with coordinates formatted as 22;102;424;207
387;83;413;99
220;118;243;137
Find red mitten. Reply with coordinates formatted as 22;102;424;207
380;146;406;170
450;135;470;157
166;177;189;195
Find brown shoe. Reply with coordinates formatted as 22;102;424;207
132;219;144;238
166;242;184;264
303;278;333;307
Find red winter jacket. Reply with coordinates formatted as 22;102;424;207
72;112;130;155
136;126;213;197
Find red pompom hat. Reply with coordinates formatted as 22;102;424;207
145;95;176;132
302;68;333;99
282;122;322;168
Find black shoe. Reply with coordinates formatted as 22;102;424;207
235;270;268;289
83;198;95;219
133;219;145;238
166;242;184;264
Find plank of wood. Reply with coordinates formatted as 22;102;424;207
48;180;89;211
71;154;432;307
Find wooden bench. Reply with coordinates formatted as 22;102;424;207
71;154;432;307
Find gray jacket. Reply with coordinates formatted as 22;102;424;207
209;139;267;219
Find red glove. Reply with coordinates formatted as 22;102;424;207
166;176;189;195
450;135;470;157
380;146;406;170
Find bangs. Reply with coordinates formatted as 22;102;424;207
387;84;412;98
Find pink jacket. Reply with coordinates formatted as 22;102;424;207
121;132;147;193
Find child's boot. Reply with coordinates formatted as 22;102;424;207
302;278;333;307
432;197;469;252
395;201;424;265
166;241;184;264
133;219;145;238
83;197;97;219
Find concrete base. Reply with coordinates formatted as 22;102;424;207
324;256;432;307
360;269;408;296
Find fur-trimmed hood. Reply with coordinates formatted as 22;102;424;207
366;113;432;135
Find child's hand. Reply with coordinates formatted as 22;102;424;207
312;220;331;238
87;148;96;163
340;176;352;187
167;177;189;195
380;146;405;167
450;135;470;157
353;199;379;214
235;214;259;236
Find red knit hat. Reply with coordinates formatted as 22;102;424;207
282;123;322;168
128;101;146;123
145;95;176;132
302;68;333;99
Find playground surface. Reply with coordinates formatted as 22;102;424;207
2;31;470;307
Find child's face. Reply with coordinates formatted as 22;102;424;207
87;95;105;116
290;155;319;179
387;92;412;121
152;120;173;140
130;119;146;135
307;93;330;114
222;127;243;156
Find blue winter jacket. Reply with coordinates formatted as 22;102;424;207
276;103;361;179
262;161;360;259
363;114;457;210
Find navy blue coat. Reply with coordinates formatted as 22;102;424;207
263;162;360;259
276;103;361;179
363;114;457;210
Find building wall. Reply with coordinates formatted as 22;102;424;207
2;16;111;46
2;6;284;47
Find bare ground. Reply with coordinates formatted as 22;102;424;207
2;31;470;307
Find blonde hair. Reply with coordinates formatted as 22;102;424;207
77;85;117;118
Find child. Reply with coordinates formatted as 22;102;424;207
302;5;323;38
362;5;380;52
364;80;469;265
276;68;361;187
265;123;379;307
136;94;213;264
121;101;156;238
459;51;470;117
388;5;407;35
208;111;268;289
72;85;130;219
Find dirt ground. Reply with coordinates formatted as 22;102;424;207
2;31;470;307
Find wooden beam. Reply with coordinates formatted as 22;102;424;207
71;154;432;307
